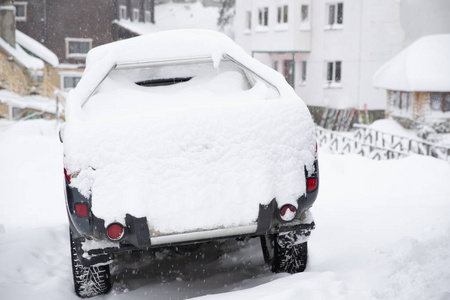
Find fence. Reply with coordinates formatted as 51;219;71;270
316;125;450;163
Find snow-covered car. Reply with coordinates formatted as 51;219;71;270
61;29;319;298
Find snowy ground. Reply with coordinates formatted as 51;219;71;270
1;120;450;300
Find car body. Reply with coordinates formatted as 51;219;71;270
61;29;319;297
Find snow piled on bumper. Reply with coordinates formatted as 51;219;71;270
64;96;315;234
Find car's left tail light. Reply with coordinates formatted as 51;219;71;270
107;224;125;241
307;178;318;192
74;203;89;217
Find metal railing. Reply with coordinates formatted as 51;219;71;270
316;125;450;162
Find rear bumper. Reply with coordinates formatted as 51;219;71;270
66;158;319;266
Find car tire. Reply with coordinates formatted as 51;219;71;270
70;230;111;298
261;231;308;273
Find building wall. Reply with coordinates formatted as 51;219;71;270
16;0;156;65
234;0;450;113
16;0;115;64
0;49;33;95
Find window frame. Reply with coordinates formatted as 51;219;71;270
15;1;28;21
258;7;269;27
245;11;252;31
277;5;288;24
65;38;93;59
283;59;294;87
430;92;450;112
119;5;127;20
301;61;307;83
326;2;344;29
300;4;310;30
273;60;279;71
325;60;342;87
133;8;139;21
60;73;83;91
145;10;151;22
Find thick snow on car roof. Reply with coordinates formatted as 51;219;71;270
64;30;316;233
66;29;297;119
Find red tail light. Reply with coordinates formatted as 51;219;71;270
75;203;89;217
315;142;318;159
307;178;317;192
64;168;79;184
107;224;124;241
280;204;296;221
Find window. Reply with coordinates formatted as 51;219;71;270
66;38;92;58
245;11;252;30
301;5;309;22
145;11;151;22
258;7;268;26
277;5;288;24
15;1;27;21
300;4;310;29
327;3;343;27
29;70;44;83
133;8;139;21
326;61;341;85
430;93;450;112
301;61;307;83
273;61;279;71
284;60;294;87
119;5;127;20
390;91;414;113
63;76;82;90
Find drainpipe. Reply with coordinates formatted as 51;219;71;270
291;52;295;89
0;0;16;48
41;0;47;43
150;0;155;24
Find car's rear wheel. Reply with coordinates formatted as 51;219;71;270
70;230;111;298
261;231;308;273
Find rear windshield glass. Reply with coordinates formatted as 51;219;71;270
83;58;280;117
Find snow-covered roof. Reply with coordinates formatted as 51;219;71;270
0;90;61;114
16;30;59;67
114;1;219;35
373;34;450;92
68;29;297;119
0;35;44;70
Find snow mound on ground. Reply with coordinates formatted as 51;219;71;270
2;122;450;299
368;119;419;139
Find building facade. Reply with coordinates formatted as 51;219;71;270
234;0;450;127
15;0;155;65
14;0;155;92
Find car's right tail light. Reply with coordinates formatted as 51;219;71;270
315;142;318;159
280;204;297;221
64;168;79;184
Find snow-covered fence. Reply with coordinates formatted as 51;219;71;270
353;124;450;162
316;126;408;161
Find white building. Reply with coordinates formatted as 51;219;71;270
234;0;450;126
